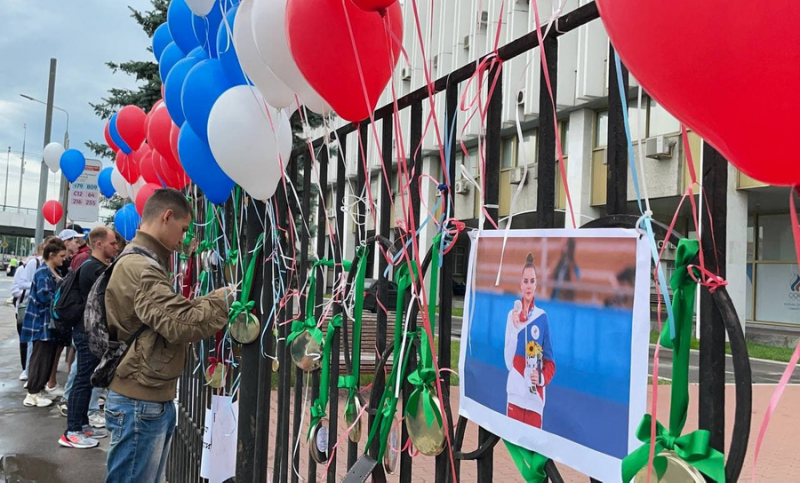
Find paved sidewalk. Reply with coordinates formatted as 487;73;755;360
0;280;108;482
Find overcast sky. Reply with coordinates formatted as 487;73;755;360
0;0;154;211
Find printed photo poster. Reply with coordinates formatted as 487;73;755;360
458;228;651;483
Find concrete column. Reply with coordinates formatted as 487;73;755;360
725;162;749;330
565;108;601;227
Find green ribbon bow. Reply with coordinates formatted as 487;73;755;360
228;300;255;324
622;416;725;482
405;365;443;428
225;248;239;266
505;441;549;483
286;315;324;346
621;239;726;482
308;314;343;438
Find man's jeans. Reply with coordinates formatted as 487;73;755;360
105;391;176;483
64;343;102;417
66;329;101;432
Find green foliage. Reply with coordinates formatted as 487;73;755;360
102;195;128;224
85;0;167;160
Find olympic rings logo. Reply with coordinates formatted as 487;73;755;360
789;293;800;300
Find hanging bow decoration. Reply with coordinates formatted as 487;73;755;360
406;364;442;428
504;441;549;483
308;314;344;437
227;233;264;325
621;239;726;482
287;315;324;346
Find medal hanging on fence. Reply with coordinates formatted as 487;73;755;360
307;314;343;464
404;233;446;457
288;259;352;372
228;233;263;345
205;332;227;389
383;412;401;475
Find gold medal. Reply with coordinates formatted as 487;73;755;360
230;312;260;344
205;362;225;388
272;358;280;372
344;395;363;443
633;451;704;482
405;391;445;456
383;415;401;475
289;330;323;372
309;419;330;464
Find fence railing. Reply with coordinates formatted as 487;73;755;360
166;2;751;482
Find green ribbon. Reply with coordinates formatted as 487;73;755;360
505;441;549;483
286;315;324;346
406;365;442;428
227;233;264;328
308;314;343;438
621;239;725;482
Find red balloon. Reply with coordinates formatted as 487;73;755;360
597;0;800;186
153;152;190;189
134;182;161;216
104;121;119;152
350;0;397;12
287;0;402;122
42;200;63;225
146;100;165;135
116;105;148;151
139;151;161;185
147;106;181;170
116;151;140;184
169;123;181;167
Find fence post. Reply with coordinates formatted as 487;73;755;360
275;159;293;483
536;35;558;228
699;143;727;453
606;44;629;216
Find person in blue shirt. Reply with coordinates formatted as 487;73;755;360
504;253;556;428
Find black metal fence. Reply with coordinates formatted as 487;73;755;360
166;2;752;482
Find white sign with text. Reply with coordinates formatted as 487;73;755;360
67;159;102;222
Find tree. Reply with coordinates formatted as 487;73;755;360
85;0;167;160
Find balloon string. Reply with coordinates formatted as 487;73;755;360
751;188;800;481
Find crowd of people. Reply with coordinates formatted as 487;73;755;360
7;188;233;483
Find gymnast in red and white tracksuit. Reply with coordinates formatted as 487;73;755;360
504;254;556;428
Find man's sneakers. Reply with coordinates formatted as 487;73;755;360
88;412;105;428
23;393;53;408
59;432;99;449
58;402;68;417
44;384;66;397
18;371;28;381
82;425;108;439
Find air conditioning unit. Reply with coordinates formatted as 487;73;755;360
509;167;526;185
326;208;336;219
479;11;489;29
516;89;526;106
454;180;471;195
463;34;470;50
645;135;674;160
400;66;412;81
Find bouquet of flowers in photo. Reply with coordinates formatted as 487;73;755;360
526;341;543;392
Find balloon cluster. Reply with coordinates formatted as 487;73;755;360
42;142;86;183
137;0;403;205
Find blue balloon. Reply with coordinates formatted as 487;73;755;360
60;149;86;183
114;204;141;242
217;5;247;86
98;167;116;198
188;46;206;59
109;114;132;155
158;42;185;84
177;122;234;205
182;59;233;143
192;0;229;57
167;0;199;55
164;50;208;128
152;23;173;61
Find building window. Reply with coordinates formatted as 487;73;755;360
454;246;467;276
595;111;608;148
648;98;681;137
501;137;515;169
757;214;797;261
560;121;569;157
518;130;537;166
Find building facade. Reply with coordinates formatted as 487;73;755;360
314;0;798;329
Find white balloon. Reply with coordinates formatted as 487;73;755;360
233;0;295;110
208;85;293;201
250;0;331;115
111;167;130;199
43;142;64;173
128;177;147;201
186;0;215;16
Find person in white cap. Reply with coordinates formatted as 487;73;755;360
57;229;82;278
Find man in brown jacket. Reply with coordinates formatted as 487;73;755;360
104;189;231;483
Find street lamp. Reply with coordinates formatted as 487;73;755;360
20;94;69;148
